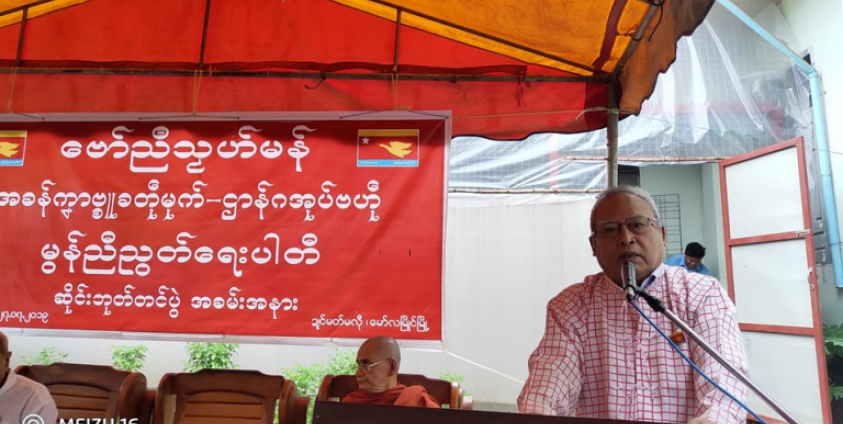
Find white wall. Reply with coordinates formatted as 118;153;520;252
778;0;843;325
641;164;705;252
3;197;602;406
701;163;728;286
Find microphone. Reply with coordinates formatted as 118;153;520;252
622;262;638;301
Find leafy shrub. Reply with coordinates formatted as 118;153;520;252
184;342;239;372
282;348;358;424
825;324;843;401
110;345;148;372
282;348;358;397
438;372;470;396
22;346;68;365
437;372;464;385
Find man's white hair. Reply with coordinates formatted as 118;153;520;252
590;185;663;231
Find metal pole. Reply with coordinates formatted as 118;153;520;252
607;81;620;188
0;67;602;83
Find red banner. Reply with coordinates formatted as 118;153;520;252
0;119;447;340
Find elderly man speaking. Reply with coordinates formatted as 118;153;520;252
518;186;748;424
342;335;439;408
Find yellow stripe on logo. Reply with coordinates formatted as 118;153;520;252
358;129;419;137
0;130;26;138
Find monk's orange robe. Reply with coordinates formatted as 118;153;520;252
342;384;441;408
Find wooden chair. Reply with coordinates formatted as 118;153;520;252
153;369;309;424
316;373;470;409
14;363;148;421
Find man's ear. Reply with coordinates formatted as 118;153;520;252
388;358;398;376
589;235;597;256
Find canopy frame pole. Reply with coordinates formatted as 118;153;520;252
0;0;53;18
14;7;27;67
360;0;599;74
605;0;661;189
197;0;213;70
392;9;402;69
0;67;605;83
614;1;662;77
607;81;620;188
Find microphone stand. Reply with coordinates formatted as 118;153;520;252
630;287;802;424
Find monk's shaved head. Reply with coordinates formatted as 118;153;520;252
361;335;401;366
0;331;8;354
355;335;402;394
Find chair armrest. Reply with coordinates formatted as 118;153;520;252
117;372;148;420
137;389;156;424
152;373;175;424
292;395;310;424
316;375;334;401
461;395;473;410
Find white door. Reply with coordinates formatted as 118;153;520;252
721;137;831;424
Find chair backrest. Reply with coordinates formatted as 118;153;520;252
316;374;464;409
14;363;147;421
153;369;302;424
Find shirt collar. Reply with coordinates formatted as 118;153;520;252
640;263;665;292
0;369;17;398
602;263;665;292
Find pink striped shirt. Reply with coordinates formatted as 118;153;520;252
518;265;747;424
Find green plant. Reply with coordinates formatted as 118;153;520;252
22;346;68;365
437;372;463;385
438;372;471;396
824;324;843;401
183;342;239;372
282;348;358;424
110;345;148;372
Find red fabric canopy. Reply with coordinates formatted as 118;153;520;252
0;0;715;139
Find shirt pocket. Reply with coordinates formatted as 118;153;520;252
643;330;693;382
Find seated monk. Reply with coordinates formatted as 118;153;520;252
342;335;440;408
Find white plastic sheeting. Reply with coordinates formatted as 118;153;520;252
448;3;812;194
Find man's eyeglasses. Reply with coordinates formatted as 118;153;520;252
356;359;389;373
592;216;659;238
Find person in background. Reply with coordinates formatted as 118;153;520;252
665;241;711;276
0;331;58;423
342;335;440;408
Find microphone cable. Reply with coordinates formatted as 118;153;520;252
627;298;769;424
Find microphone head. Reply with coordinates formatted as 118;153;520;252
622;262;637;300
621;262;636;284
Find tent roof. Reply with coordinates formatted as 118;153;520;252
0;0;715;139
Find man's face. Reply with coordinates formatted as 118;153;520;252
589;193;666;285
355;341;396;394
684;254;702;270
